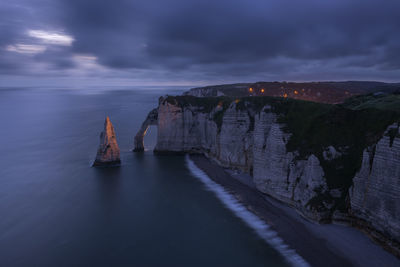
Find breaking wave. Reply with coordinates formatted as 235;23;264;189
185;155;309;267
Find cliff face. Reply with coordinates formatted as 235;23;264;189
349;123;400;253
93;116;121;166
253;107;329;221
135;95;400;255
154;98;253;172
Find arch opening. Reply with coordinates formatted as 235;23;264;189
142;125;158;151
133;108;158;152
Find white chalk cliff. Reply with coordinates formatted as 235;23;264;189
350;123;400;253
135;95;400;255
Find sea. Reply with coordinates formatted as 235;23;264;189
0;87;290;266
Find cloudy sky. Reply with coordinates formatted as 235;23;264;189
1;0;400;86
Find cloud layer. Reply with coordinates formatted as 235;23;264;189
1;0;400;85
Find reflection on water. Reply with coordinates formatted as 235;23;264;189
95;167;122;207
0;88;288;266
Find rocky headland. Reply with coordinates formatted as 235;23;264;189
93;116;121;167
134;82;400;258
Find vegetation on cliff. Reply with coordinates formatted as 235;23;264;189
163;92;400;212
165;95;233;130
185;81;400;104
251;93;399;211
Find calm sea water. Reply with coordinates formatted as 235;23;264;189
0;87;288;266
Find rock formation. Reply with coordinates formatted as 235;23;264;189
349;123;400;254
133;108;158;152
93;116;121;167
252;108;329;221
134;94;400;256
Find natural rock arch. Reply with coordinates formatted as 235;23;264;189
133;108;158;152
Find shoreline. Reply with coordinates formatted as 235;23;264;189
189;154;399;267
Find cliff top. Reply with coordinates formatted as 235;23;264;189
185;81;400;104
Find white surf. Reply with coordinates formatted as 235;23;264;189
186;155;309;267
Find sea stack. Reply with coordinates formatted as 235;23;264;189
93;116;121;167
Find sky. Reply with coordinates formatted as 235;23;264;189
1;0;400;87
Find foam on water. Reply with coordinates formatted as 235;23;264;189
185;155;310;267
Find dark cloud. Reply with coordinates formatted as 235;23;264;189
1;0;400;84
33;47;76;70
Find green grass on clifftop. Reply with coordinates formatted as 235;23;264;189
163;92;400;212
246;94;399;211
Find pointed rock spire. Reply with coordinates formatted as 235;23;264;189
93;116;121;167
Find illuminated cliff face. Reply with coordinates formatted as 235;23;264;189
93;116;121;166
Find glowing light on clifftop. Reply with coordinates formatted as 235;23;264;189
283;93;288;98
249;87;253;92
294;90;298;95
261;88;265;93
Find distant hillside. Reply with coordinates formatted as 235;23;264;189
185;81;400;104
341;91;400;113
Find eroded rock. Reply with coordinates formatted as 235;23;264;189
93;116;121;167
